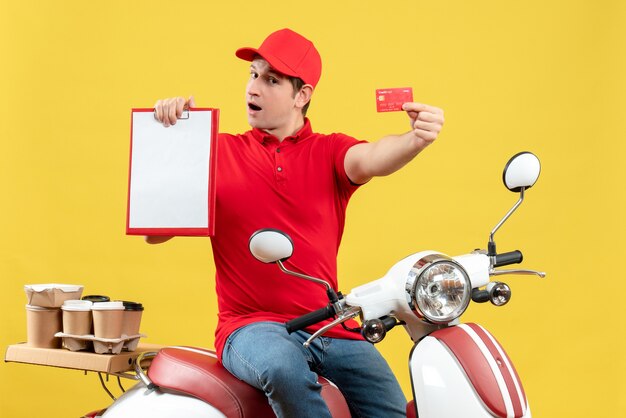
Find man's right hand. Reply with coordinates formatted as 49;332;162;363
145;236;173;244
153;96;196;127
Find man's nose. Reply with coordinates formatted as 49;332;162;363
247;78;260;96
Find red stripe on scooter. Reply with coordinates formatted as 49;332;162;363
481;325;528;411
467;324;527;416
501;342;527;409
433;326;508;417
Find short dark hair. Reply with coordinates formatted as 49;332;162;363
289;76;311;116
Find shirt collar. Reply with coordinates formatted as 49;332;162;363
250;118;313;145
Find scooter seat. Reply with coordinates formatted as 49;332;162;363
148;346;351;418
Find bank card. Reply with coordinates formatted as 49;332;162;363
375;87;413;112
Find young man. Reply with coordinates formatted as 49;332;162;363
152;28;443;417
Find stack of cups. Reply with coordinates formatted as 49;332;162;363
25;305;62;348
92;301;125;339
24;284;83;349
61;300;93;336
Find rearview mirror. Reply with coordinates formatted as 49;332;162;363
489;151;541;256
502;152;541;192
248;229;294;264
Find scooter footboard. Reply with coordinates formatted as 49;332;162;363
409;323;530;418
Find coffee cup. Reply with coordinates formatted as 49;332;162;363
61;300;93;336
92;301;125;339
81;296;110;333
25;304;62;348
119;301;144;337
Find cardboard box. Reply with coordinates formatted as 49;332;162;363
4;342;163;374
24;284;84;308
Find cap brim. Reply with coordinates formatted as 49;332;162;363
235;47;298;79
235;47;258;62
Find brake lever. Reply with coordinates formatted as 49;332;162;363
303;306;361;348
490;268;546;278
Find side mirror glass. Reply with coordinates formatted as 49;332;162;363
502;152;541;192
248;229;294;264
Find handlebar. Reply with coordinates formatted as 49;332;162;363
493;250;523;267
285;305;335;334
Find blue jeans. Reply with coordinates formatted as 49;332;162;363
221;321;406;418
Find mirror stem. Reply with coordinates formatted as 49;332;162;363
277;260;335;296
488;187;525;256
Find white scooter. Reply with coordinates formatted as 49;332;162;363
88;151;544;418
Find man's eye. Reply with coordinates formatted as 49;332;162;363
250;72;258;79
269;77;278;85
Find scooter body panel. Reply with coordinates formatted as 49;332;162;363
409;324;531;418
101;382;225;418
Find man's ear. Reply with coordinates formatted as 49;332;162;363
295;84;313;110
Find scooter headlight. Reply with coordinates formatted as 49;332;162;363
406;254;471;324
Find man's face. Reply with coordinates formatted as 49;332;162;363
246;58;298;131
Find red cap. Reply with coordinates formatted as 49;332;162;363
236;28;322;88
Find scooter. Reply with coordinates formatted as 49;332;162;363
87;151;545;418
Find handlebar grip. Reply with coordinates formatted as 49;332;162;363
471;288;491;303
494;250;523;267
285;305;335;334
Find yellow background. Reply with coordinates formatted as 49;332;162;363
1;0;624;416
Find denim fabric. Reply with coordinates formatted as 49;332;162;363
221;321;406;418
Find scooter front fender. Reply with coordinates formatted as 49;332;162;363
408;323;530;418
101;381;226;418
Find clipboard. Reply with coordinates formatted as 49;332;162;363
126;108;219;236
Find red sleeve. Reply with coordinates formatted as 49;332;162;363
331;133;368;196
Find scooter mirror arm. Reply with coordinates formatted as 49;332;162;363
490;268;546;278
302;306;361;348
277;260;340;303
488;188;525;257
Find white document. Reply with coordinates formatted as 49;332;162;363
127;109;217;235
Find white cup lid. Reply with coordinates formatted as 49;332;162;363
62;300;93;311
92;301;125;311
